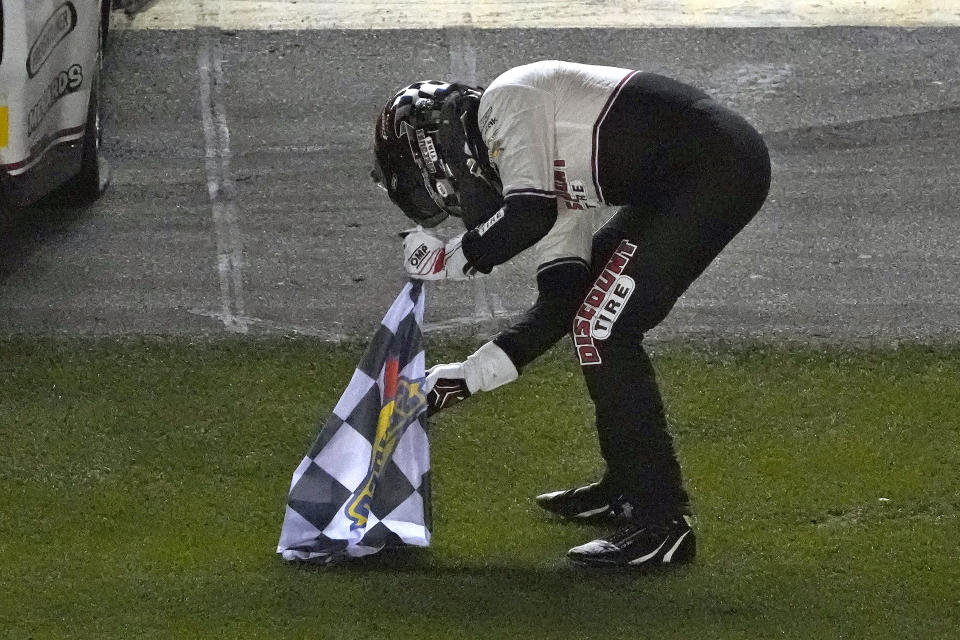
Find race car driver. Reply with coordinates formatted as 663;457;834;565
371;60;771;568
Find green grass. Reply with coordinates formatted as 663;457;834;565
1;337;958;639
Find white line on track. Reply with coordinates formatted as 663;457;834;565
444;15;513;322
113;0;960;30
445;18;502;322
198;39;249;334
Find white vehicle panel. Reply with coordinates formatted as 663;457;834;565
1;0;98;177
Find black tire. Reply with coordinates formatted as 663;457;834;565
56;10;106;206
101;0;111;52
61;77;102;204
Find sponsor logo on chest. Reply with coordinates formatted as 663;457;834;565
572;239;638;365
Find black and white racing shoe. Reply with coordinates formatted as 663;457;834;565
567;515;695;568
534;482;619;521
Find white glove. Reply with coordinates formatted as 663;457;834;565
440;235;476;281
423;342;519;415
462;341;519;392
402;227;445;280
401;227;477;281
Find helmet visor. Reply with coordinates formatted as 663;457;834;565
372;151;449;228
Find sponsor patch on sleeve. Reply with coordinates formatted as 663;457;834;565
475;209;505;237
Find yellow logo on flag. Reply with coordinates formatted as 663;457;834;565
0;107;8;148
345;376;426;530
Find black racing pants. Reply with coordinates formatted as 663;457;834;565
578;73;771;517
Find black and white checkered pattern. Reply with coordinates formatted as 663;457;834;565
389;80;454;135
278;281;430;563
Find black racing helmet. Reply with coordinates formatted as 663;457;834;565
372;81;502;229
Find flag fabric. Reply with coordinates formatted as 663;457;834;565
277;280;430;564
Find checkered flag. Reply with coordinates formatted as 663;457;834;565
277;281;430;564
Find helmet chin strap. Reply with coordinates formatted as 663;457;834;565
466;156;501;194
421;162;463;218
458;95;502;193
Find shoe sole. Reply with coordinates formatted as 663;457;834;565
567;530;696;568
567;548;695;569
567;555;694;571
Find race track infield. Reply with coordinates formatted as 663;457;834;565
0;337;958;639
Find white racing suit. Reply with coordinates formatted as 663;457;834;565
453;61;770;517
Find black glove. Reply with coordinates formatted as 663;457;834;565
424;343;519;416
427;378;471;416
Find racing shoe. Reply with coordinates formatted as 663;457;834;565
535;482;619;521
567;515;695;568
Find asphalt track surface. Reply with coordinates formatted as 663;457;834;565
1;27;958;344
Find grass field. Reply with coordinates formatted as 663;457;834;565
1;337;958;639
